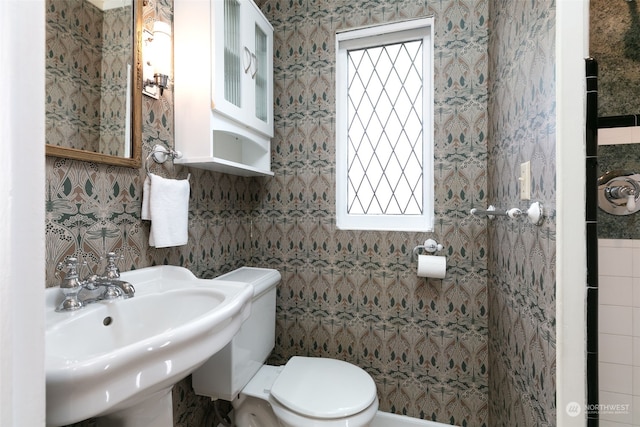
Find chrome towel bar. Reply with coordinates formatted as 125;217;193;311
470;202;544;226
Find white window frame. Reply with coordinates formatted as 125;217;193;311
335;18;434;232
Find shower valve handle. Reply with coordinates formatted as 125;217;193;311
628;194;637;211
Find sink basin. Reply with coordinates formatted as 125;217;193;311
45;265;253;427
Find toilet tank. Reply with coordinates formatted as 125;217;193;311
192;267;281;401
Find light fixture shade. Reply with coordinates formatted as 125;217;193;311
152;21;172;77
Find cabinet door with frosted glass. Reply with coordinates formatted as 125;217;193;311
212;0;273;138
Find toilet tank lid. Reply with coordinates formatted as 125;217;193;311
270;356;377;419
214;267;281;297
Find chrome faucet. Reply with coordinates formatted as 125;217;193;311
55;252;135;312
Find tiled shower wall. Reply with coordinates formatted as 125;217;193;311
599;239;640;427
487;1;557;426
597;127;640;427
592;0;640;423
255;0;489;424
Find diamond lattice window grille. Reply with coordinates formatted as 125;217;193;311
346;40;424;216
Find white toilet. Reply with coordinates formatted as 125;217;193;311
192;267;379;427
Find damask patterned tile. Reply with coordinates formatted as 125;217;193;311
487;0;556;425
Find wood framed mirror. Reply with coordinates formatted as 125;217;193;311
45;0;142;168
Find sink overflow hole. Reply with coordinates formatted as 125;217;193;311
103;316;113;326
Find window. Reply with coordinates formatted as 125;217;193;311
335;18;434;231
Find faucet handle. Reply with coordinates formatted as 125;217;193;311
56;256;93;285
102;252;122;279
55;257;84;311
56;257;81;279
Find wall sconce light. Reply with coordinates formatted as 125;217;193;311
143;21;172;99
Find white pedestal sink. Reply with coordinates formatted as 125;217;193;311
45;265;253;427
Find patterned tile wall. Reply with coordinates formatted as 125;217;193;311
487;1;556;426
255;0;489;425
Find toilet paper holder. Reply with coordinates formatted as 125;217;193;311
412;239;444;261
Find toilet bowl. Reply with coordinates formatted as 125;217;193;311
235;357;379;427
191;267;379;427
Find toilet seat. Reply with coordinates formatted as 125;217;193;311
269;395;379;427
270;356;378;419
236;357;379;427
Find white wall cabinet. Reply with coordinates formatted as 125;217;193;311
174;0;274;176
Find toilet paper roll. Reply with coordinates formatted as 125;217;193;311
417;255;447;279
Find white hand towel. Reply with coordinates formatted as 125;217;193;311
146;173;190;248
141;176;151;220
